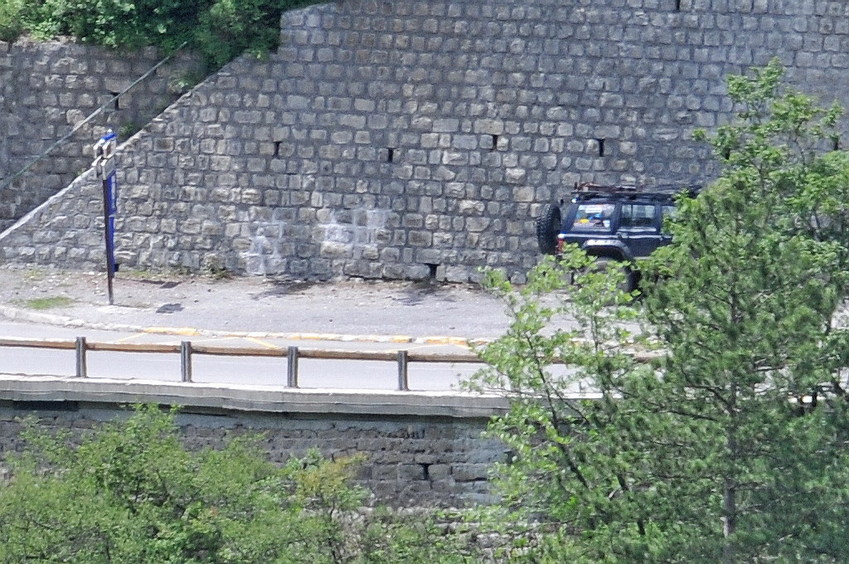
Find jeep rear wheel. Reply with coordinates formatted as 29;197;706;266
536;203;562;255
594;258;637;293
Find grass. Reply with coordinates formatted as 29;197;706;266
18;296;75;310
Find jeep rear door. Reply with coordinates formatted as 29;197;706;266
618;202;662;258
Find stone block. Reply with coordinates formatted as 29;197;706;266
451;463;489;482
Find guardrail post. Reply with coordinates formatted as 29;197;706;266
75;337;87;378
287;346;299;388
397;350;409;391
180;341;193;382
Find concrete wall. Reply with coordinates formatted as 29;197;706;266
0;38;202;231
2;0;849;282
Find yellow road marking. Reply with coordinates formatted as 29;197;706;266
142;326;199;336
244;336;281;350
116;334;143;343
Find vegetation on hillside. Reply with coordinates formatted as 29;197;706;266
0;0;317;69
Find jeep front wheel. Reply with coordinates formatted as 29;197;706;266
536;203;561;255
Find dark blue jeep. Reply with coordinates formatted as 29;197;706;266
535;183;699;290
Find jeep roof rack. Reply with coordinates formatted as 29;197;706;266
573;182;637;194
652;183;703;195
569;182;703;200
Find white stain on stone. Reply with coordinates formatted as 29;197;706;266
319;208;389;259
246;209;289;275
244;207;389;274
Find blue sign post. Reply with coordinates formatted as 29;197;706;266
93;130;118;305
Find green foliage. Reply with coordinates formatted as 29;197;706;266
195;0;281;69
12;0;318;70
473;60;849;562
0;405;484;563
471;251;665;561
15;295;74;309
357;509;482;564
642;59;849;562
0;0;24;42
692;59;849;259
118;119;143;139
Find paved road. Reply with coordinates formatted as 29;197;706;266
0;268;602;394
0;267;514;391
0;319;485;391
0;267;514;343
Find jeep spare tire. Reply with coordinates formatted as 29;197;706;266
536;203;561;255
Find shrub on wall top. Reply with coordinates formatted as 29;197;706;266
7;0;317;70
0;0;24;42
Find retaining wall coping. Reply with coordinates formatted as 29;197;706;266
0;374;511;418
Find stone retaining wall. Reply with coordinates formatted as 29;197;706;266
0;403;504;508
2;0;849;283
0;39;202;231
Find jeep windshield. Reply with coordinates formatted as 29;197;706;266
571;202;615;231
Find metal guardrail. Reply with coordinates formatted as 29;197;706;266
0;337;484;391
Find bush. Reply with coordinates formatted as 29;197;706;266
0;0;24;42
0;404;489;563
13;0;317;70
195;0;282;69
0;406;359;562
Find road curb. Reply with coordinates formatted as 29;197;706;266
0;305;490;347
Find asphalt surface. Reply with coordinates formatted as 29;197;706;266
0;266;513;344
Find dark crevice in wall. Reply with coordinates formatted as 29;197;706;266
386;147;395;162
426;263;438;280
10;400;80;411
110;92;120;110
489;134;498;150
420;463;431;480
596;138;606;157
274;141;281;157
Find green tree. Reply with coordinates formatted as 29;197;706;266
471;252;668;561
643;59;849;562
472;61;849;562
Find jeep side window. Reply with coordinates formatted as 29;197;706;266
620;203;657;229
572;203;615;230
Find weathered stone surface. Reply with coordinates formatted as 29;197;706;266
0;406;505;508
0;40;202;232
3;1;849;284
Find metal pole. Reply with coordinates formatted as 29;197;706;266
94;130;117;306
180;341;192;382
75;337;87;378
101;175;114;305
287;346;299;388
397;350;409;391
